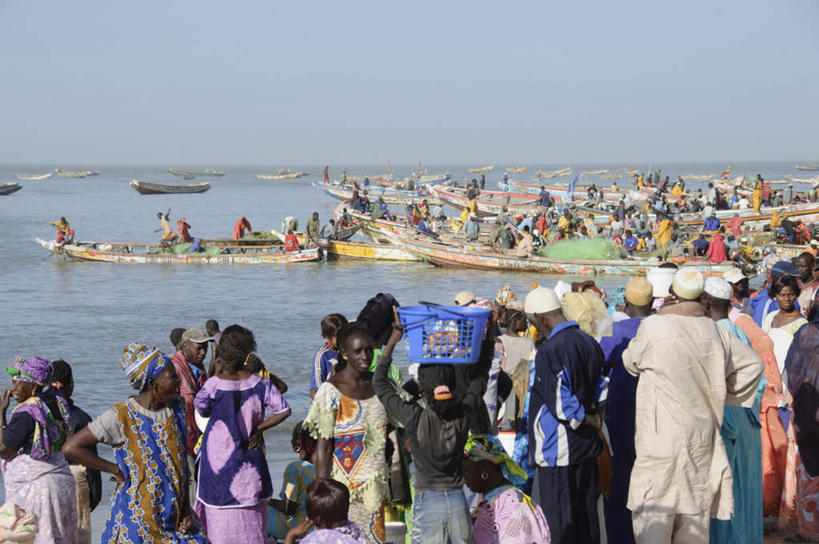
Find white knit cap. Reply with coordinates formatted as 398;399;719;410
722;267;745;284
524;287;561;314
704;277;733;301
671;269;705;300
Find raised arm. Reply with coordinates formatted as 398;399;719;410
374;326;421;429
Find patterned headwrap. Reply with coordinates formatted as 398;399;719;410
464;434;528;487
119;344;170;390
6;356;51;385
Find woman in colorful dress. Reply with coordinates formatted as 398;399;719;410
305;322;389;544
0;356;77;544
194;324;291;544
462;434;551;544
63;344;207;543
285;478;368;544
762;274;808;380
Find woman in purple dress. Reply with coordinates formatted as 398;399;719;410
194;325;291;543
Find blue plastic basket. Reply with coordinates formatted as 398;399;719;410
397;302;491;364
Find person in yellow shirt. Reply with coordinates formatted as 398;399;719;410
769;209;781;232
655;217;673;249
672;182;683;200
636;236;646;251
557;210;571;233
49;217;75;244
636;173;644;190
451;206;471;235
469;198;478;215
753;181;762;213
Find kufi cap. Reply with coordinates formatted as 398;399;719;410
722;267;746;284
524;287;561;314
625;277;654;306
672;269;705;300
704;277;733;300
454;291;476;306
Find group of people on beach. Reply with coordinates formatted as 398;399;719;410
4;237;819;544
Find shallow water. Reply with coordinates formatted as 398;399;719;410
0;161;807;504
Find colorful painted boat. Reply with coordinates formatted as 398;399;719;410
503;179;645;202
130;180;211;194
393;235;737;276
16;173;52;180
0;183;22;195
312;182;441;206
324;239;420;261
35;238;319;264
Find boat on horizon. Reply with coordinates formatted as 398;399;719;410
55;169;91;178
130;180;212;195
795;165;819;171
469;165;494;174
16;173;53;180
168;168;226;178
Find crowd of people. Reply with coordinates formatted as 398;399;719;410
4;246;819;543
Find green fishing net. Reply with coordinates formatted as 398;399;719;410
537;238;626;260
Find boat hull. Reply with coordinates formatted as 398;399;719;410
16;173;52;180
0;183;22;195
130;180;211;194
325;240;420;261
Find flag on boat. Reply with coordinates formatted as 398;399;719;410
567;175;579;201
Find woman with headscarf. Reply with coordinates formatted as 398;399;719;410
780;290;819;541
63;344;206;543
463;434;551;544
194;325;291;544
0;356;77;544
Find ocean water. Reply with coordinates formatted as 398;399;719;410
0;161;811;508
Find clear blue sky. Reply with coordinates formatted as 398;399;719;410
1;0;817;165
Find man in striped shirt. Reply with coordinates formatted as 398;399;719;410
524;287;608;544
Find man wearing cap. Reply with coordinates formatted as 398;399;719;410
702;277;763;543
170;329;210;460
598;277;654;544
524;286;607;544
750;261;802;326
621;270;763;543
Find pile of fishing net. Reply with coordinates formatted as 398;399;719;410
537;238;625;260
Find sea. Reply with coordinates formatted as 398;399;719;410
0;160;814;522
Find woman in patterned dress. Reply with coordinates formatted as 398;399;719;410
305;322;389;544
63;343;206;543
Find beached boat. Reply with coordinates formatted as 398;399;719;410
35;238;319;264
323;239;420;262
795;165;819;171
312;182;441;206
130;180;211;195
55;169;89;178
0;183;22;195
394;235;736;276
469;165;494;174
16;173;52;180
168;168;226;178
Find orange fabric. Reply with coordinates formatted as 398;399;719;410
734;313;788;515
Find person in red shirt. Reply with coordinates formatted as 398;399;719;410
233;216;252;240
707;233;728;263
284;230;300;252
323;165;329;183
761;182;773;206
177;217;193;243
726;214;744;238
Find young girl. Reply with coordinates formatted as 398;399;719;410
304;322;389;544
373;312;494;544
268;422;317;540
309;314;348;399
285;479;368;544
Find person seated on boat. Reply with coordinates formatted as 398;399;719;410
539;186;553;207
729;188;741;209
359;192;372;213
467;179;481;201
794;220;812;245
672;179;684;199
284;230;300;252
777;217;796;243
691;233;710;257
575;225;589;240
623;229;639;254
610;182;619;192
177;217;193;243
410;203;424;225
339;208;353;228
609;215;623;239
707;232;728;263
760;178;773;206
431;213;447;234
320;219;337;241
514;226;534;257
155;209;178;246
771;190;784;208
704;213;721;232
535;212;548;236
233;216;252;240
50;217;75;244
417;218;434;236
557;209;572;233
464;213;480;242
418;199;430;218
724;232;740;256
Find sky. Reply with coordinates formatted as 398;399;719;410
1;0;817;165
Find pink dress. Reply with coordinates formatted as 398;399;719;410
473;485;551;544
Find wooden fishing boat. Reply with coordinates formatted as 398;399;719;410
502;180;644;202
582;169;609;176
506;166;528;174
469;165;494;174
130;180;211;195
0;183;22;195
55;169;89;178
394;235;736;276
312;182;441;206
430;185;546;216
795;165;819;171
535;167;572;179
323;239;420;262
413;173;451;184
168;168;226;178
16;173;52;180
35;238;319;264
257;170;309;180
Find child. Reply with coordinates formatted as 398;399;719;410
309;313;347;398
268;422;317;541
285;479;368;544
50;360;102;544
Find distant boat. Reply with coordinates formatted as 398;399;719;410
506;166;527;173
86;170;101;176
796;165;819;171
55;169;89;178
168;168;226;178
257;170;310;180
535;167;572;179
16;173;52;180
469;165;494;174
0;183;22;195
130;180;211;195
582;169;609;176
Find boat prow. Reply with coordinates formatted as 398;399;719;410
0;183;23;195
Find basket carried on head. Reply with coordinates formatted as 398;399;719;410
397;302;490;364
